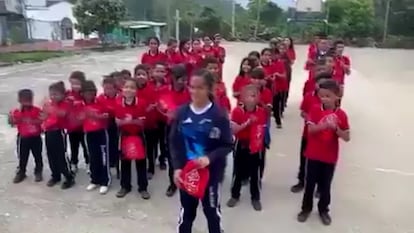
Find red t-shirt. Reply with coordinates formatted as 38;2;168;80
215;81;231;112
114;97;148;135
260;87;273;108
305;105;350;164
202;46;219;59
231;106;267;144
96;94;118;118
10;106;42;137
232;75;251;98
214;45;226;63
141;50;167;67
82;100;108;132
65;90;84;132
136;82;158;129
165;49;183;66
333;55;351;85
272;59;288;92
302;78;316;96
287;48;296;62
305;44;318;70
42;100;70;131
300;92;321;137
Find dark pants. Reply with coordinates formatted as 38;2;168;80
120;159;148;192
85;130;111;186
45;130;73;181
165;125;175;187
16;135;43;175
231;143;262;201
259;150;266;179
107;119;120;168
157;121;168;165
178;181;223;233
145;129;158;174
298;136;307;184
272;92;284;125
68;131;89;165
302;159;335;213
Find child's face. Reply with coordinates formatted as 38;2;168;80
114;75;125;89
103;83;117;97
278;44;287;54
336;43;345;55
326;57;335;69
168;42;178;51
149;39;159;51
189;75;209;103
214;36;221;45
241;89;259;108
49;90;65;103
69;78;82;92
206;63;219;77
261;51;272;63
192;40;202;51
284;38;291;47
203;37;212;46
152;65;167;81
318;88;338;108
135;69;148;86
318;39;329;51
82;91;96;103
19;97;33;107
174;76;187;90
183;41;191;51
123;80;137;99
242;60;251;73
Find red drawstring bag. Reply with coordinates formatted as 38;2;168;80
121;136;145;160
180;160;210;199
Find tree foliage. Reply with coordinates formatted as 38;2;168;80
73;0;126;38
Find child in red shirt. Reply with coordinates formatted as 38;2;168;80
202;35;220;59
81;80;111;195
213;34;226;80
297;79;350;226
141;36;166;67
228;85;268;211
9;89;43;183
114;78;150;200
285;37;296;64
66;71;88;173
43;81;75;189
165;38;182;67
97;77;120;175
248;51;261;68
232;57;254;100
203;57;231;113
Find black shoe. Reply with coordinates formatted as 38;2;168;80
159;163;167;170
147;172;154;180
61;179;75;189
166;185;177;197
13;173;26;184
319;212;332;226
34;173;43;182
116;188;131;198
226;198;239;208
297;211;311;223
47;178;60;187
251;200;262;211
140;190;151;200
290;183;304;193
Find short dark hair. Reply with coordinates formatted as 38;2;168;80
18;89;33;100
124;77;138;88
134;64;149;75
49;81;65;93
250;67;265;80
109;71;122;78
102;76;116;86
334;39;345;47
154;61;167;68
81;80;97;93
147;36;160;45
120;69;131;77
319;79;340;95
171;64;187;80
261;48;272;55
69;71;86;82
167;38;178;46
248;51;260;59
202;56;219;67
315;72;332;82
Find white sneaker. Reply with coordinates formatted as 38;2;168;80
99;186;109;195
86;183;98;191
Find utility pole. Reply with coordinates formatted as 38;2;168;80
231;0;236;37
383;0;391;43
175;9;181;41
254;0;261;38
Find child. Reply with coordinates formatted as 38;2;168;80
169;69;233;233
81;80;111;194
97;77;119;175
115;78;150;199
213;33;226;80
134;65;158;178
202;35;219;59
66;71;88;173
43;81;75;189
9;89;43;183
333;40;351;102
227;85;268;211
232;57;254;100
165;38;182;67
121;69;132;79
284;37;296;64
297;79;350;226
277;43;292;108
248;51;260;67
302;57;332;96
203;56;231;113
108;71;125;94
141;36;166;66
161;64;191;197
291;72;332;193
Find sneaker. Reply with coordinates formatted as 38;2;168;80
86;183;98;191
159;163;167;171
226;198;239;208
297;211;311;223
116;188;131;198
34;173;43;182
165;185;177;197
251;200;262;211
147;172;154;180
290;183;304;193
13;173;26;184
61;179;75;189
140;190;151;200
99;186;109;195
46;178;60;187
319;212;332;226
71;164;78;173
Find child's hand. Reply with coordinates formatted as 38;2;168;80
196;156;210;168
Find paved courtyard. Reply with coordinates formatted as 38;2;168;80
0;43;413;233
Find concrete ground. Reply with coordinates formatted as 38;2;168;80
0;43;413;233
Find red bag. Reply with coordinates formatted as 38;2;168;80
121;136;146;160
180;160;210;199
249;123;265;154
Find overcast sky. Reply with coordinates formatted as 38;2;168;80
236;0;295;10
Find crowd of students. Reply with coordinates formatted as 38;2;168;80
8;32;351;232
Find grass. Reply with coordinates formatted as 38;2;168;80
0;51;72;63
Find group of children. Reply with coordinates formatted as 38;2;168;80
8;32;351;229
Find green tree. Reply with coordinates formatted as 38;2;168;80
260;2;283;27
73;0;126;40
196;7;224;36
